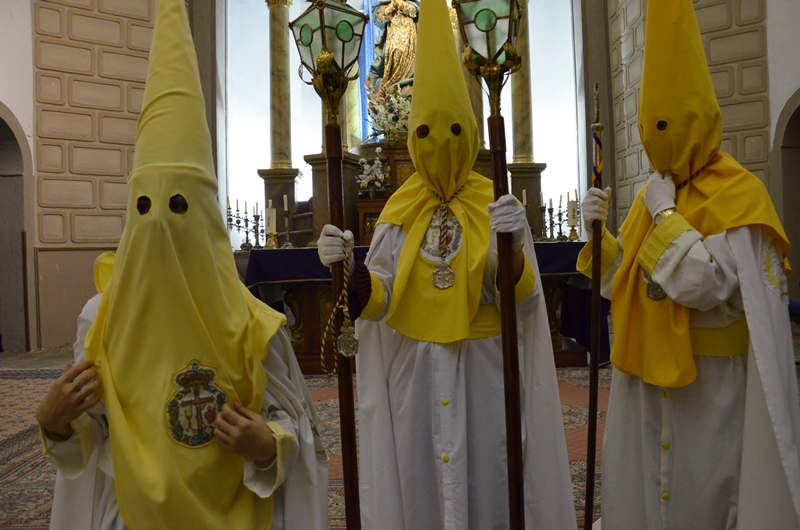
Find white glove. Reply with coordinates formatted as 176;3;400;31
582;186;612;237
644;170;676;220
317;224;354;270
488;193;529;249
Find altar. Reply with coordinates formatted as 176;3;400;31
244;242;610;375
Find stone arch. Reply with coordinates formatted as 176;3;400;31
770;87;800;301
0;101;35;352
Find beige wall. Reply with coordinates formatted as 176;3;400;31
31;0;154;347
608;0;772;223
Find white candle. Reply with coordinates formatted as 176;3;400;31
567;192;570;202
283;194;289;212
268;199;272;209
522;189;527;205
266;208;277;233
540;191;544;206
236;199;239;209
575;188;579;201
568;201;579;226
559;195;562;207
549;198;553;209
226;196;230;207
244;201;247;213
255;202;258;215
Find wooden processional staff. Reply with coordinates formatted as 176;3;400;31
583;82;604;530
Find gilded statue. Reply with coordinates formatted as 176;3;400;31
368;0;419;98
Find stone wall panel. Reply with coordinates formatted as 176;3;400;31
71;213;124;242
127;22;153;52
98;49;148;82
39;177;96;208
710;65;736;98
127;84;145;113
100;179;128;209
68;11;124;47
36;73;67;105
45;0;95;9
720;96;769;131
69;144;125;176
740;130;769;163
36;4;65;37
36;38;94;75
706;27;765;65
38;107;94;141
738;59;768;95
37;141;67;173
696;1;732;32
98;0;153;21
735;0;764;26
99;114;137;144
39;212;68;243
69;78;124;110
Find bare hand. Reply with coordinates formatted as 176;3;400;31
214;402;276;464
36;361;101;440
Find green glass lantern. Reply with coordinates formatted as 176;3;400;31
290;0;368;79
452;0;521;68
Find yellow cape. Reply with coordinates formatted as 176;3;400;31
377;0;494;344
610;0;789;388
84;0;285;526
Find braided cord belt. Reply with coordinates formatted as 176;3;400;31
320;237;358;375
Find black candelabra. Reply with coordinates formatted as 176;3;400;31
227;205;263;250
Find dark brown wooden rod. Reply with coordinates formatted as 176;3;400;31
488;114;525;530
325;122;361;530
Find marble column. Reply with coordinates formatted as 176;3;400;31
511;3;534;163
455;29;485;147
345;81;362;151
267;0;293;169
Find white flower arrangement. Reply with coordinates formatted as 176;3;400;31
356;147;389;192
367;85;413;142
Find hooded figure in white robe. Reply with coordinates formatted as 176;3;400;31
579;0;800;528
318;0;576;528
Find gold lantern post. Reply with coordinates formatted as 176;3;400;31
452;0;525;527
289;3;368;528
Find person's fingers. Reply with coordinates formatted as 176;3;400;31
214;427;234;450
233;402;260;422
74;379;100;403
77;393;102;413
71;368;98;389
63;361;94;384
214;416;235;438
219;403;246;427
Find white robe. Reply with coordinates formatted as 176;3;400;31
596;225;800;529
355;222;577;530
43;293;329;530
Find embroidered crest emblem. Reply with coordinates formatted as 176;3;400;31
165;359;227;447
761;240;789;304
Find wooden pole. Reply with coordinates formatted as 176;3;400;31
488;114;525;530
325;122;361;530
583;82;604;530
21;231;31;352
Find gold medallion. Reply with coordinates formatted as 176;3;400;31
433;259;455;289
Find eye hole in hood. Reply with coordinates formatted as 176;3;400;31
169;194;188;215
137;196;151;215
416;124;430;139
451;123;462;136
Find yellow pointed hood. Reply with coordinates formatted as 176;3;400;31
610;0;790;388
406;0;480;199
637;0;721;184
84;0;284;526
377;0;495;344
